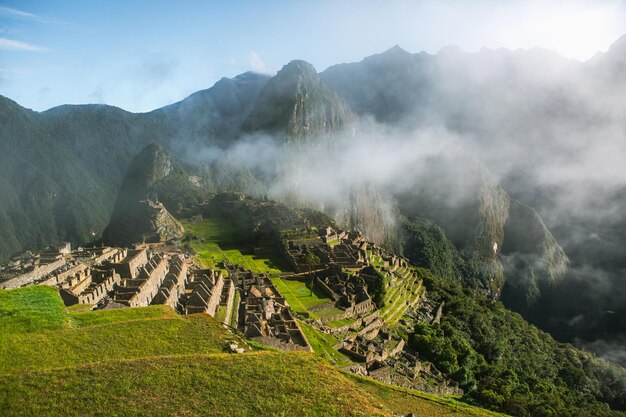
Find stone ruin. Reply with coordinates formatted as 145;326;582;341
314;266;376;321
0;244;229;318
242;274;312;352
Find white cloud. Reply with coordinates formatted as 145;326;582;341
248;51;277;75
0;38;47;52
0;5;75;27
0;6;39;20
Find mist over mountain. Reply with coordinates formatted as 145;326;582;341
1;38;626;367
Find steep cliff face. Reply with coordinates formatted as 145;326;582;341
243;60;355;142
500;199;569;307
333;182;392;246
469;168;511;295
102;144;197;246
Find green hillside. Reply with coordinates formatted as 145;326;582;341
0;285;507;417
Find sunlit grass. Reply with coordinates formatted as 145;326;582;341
181;216;290;274
0;286;68;334
1;352;394;417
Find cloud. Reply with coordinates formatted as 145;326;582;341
0;6;39;20
248;51;277;75
0;6;74;27
0;37;47;52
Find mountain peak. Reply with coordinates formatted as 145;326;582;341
384;44;410;55
102;144;186;246
280;59;318;75
242;59;353;139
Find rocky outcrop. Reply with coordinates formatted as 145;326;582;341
102;144;188;246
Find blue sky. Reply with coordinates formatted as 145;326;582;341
1;0;625;112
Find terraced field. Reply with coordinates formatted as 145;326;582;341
271;276;344;320
181;216;290;274
373;262;424;326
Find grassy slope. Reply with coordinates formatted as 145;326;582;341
0;284;506;416
1;353;391;417
0;286;231;373
346;372;508;417
0;285;69;333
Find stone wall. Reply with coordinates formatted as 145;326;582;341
113;254;168;307
151;255;188;309
252;336;312;352
109;249;148;279
0;258;66;289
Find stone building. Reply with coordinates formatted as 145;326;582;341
182;269;224;315
243;275;312;352
151;254;188;309
112;253;168;307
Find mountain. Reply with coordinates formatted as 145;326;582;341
321;45;435;124
393;153;568;296
243;60;354;141
155;71;270;150
102;144;203;246
0;73;269;261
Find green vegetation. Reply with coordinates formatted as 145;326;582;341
271;276;343;320
401;217;461;282
272;277;327;308
68;303;178;327
326;317;357;328
0;287;231;373
214;305;228;324
299;321;353;367
1;352;391;417
378;265;423;326
0;286;68;333
182;216;290;274
346;372;509;417
228;290;240;328
407;268;626;417
1;313;230;373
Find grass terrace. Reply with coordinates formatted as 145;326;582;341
372;264;424;326
299;321;353;367
181;216;291;274
271;276;343;320
326;316;358;328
